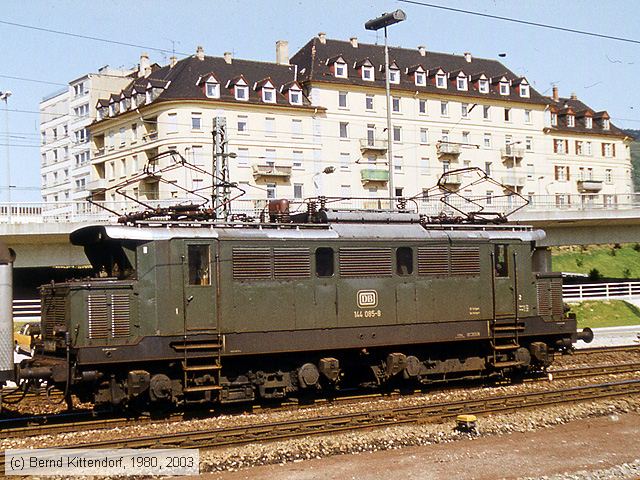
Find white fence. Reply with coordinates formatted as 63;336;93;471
562;282;640;302
13;299;41;322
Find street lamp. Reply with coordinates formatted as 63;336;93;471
365;9;406;202
313;166;336;195
0;91;11;206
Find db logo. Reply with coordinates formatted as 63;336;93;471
357;290;378;308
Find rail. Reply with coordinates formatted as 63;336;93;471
563;281;640;301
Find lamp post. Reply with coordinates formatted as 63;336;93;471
312;166;336;195
365;9;406;203
0;91;11;206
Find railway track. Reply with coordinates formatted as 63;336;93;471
3;378;638;459
3;360;639;441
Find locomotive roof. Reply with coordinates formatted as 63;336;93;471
70;221;545;245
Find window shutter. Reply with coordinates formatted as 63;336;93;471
565;140;569;153
601;143;605;156
612;144;616;157
553;140;558;153
554;166;559;180
566;166;570;181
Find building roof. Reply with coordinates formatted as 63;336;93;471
290;37;547;105
545;96;626;137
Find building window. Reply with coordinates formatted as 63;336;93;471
436;73;447;89
415;71;426;86
499;82;510;95
334;61;347;78
362;66;374;81
419;99;427;114
237;115;248;133
440;101;448;116
339;122;348;139
483;105;490;120
461;103;469;118
551;113;558;126
420;128;428;145
338;91;348;108
485;162;492;176
167;113;178;134
554;166;570;182
605;169;612;184
291;119;303;137
292;150;303;169
602;142;614;157
519;84;530;97
289;88;302;105
294;183;304;199
456;76;468;91
603;118;610;130
524;109;531;123
575;140;583;155
585;117;593;129
262;87;276;103
235;85;248;100
553;139;568;154
266;183;276;199
265;117;275;135
394;155;403;173
392;97;401;113
237;148;249;167
393;126;402;142
525;137;533;151
420;158;429;174
479;79;489;93
191;114;202;130
340;152;350;171
365;94;374;111
191;145;204;166
367;124;376;145
567;115;575;127
395;187;404;197
205;81;220;99
504;108;511;122
483;133;492;149
462;131;470;144
585;141;592;155
389;67;400;84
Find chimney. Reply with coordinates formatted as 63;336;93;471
318;32;327;44
417;45;426;57
223;52;233;64
570;92;577;100
196;45;205;61
350;37;358;48
552;85;559;102
169;56;177;68
276;40;289;65
138;52;150;78
464;52;472;63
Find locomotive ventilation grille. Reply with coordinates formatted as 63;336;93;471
418;244;480;277
88;293;131;339
233;247;311;280
339;247;393;277
537;279;564;317
41;294;66;339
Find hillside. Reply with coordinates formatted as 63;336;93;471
551;244;640;278
625;129;640;191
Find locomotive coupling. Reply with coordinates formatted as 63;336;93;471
577;327;594;343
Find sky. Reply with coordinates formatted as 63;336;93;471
0;0;638;201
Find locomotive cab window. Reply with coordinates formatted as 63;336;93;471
396;247;414;275
315;247;334;277
188;244;211;285
494;244;509;277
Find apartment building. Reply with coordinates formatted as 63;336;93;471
40;66;135;203
86;35;633;210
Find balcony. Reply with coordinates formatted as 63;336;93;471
359;138;388;153
143;131;158;142
360;169;389;184
501;176;526;188
577;179;603;193
87;178;107;192
439;172;462;187
93;148;105;158
436;142;461;158
252;164;292;179
501;146;525;159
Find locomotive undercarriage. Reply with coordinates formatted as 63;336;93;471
20;329;578;410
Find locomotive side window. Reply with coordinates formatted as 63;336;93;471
188;244;211;285
494;244;509;277
396;247;414;275
315;247;334;277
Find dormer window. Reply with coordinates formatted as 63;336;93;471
145;90;152;104
479;79;489;93
519;84;530;97
235;85;248;100
206;82;220;98
120;99;126;112
567;115;575;127
415;70;425;86
436;73;447;89
334;60;347;78
289;88;302;105
109;104;115;116
551;112;558;126
585;117;593;129
389;67;400;84
262;86;276;103
130;95;137;109
499;82;510;95
603;118;610;130
362;65;374;81
456;76;468;91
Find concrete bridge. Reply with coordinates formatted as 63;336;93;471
1;194;640;268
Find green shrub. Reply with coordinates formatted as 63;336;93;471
588;268;603;280
623;268;632;278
